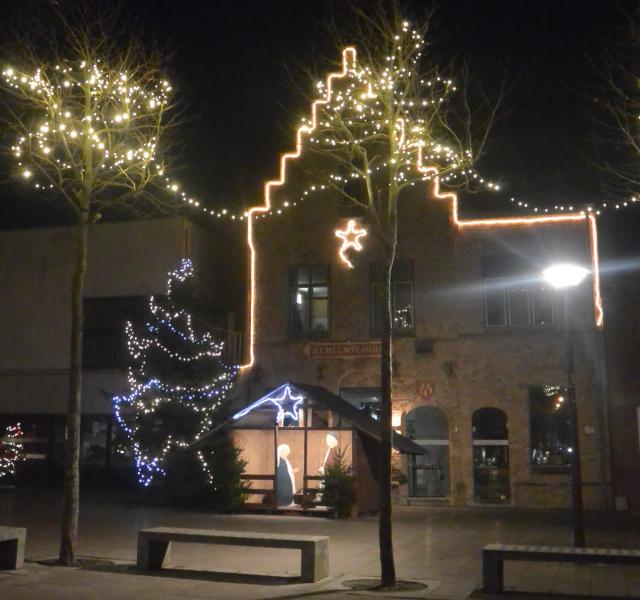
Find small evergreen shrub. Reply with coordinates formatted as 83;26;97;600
321;447;356;518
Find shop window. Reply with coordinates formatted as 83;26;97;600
529;385;570;469
371;259;415;334
290;265;329;334
406;405;449;498
482;256;555;328
472;407;510;503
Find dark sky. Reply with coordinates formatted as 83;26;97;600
150;0;627;208
0;0;636;228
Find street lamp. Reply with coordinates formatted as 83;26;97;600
542;263;589;547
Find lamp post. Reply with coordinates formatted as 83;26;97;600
542;263;589;548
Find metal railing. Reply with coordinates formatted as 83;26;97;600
83;328;243;370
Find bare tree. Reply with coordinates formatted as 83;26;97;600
0;3;179;564
296;3;504;588
591;3;640;198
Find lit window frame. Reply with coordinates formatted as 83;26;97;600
289;265;330;336
528;384;571;473
371;279;416;336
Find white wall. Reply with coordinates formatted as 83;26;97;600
0;218;195;414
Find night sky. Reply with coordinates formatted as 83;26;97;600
0;0;636;229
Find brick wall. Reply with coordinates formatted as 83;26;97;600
244;183;608;509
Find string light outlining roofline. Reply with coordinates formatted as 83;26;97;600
418;153;602;327
415;146;603;328
240;45;604;369
242;47;356;369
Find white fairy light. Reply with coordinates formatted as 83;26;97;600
113;259;239;487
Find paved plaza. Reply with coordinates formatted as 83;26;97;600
0;488;639;599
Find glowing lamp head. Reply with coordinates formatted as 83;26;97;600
326;434;338;449
542;263;589;290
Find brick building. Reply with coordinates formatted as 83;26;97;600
238;177;608;509
220;44;636;513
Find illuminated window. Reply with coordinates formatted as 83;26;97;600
529;385;570;469
482;256;555;328
371;259;414;334
290;265;329;334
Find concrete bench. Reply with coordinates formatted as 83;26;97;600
137;527;329;582
483;543;640;594
0;526;26;570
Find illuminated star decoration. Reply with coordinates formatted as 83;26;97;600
335;219;367;268
233;384;305;425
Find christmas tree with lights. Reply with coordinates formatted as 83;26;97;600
114;259;247;508
0;424;24;481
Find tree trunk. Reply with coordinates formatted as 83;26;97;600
379;242;396;588
59;215;89;565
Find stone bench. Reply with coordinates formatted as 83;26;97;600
137;527;329;582
0;526;26;570
483;543;640;594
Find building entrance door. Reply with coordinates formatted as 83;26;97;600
406;406;449;498
472;407;510;503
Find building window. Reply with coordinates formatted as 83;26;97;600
529;385;571;469
340;387;381;420
83;296;148;369
482;256;555;328
485;278;507;327
371;259;415;334
290;265;329;334
531;283;555;325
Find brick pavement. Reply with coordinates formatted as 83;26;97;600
0;489;639;599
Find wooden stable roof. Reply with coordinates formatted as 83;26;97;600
291;383;425;455
193;382;425;455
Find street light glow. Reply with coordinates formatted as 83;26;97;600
542;263;590;289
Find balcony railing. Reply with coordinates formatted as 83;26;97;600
83;331;127;369
82;328;243;370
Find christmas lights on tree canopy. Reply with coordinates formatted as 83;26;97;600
1;53;178;217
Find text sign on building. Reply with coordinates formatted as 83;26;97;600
305;341;382;360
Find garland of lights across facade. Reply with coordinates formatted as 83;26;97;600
3;31;633;227
113;259;238;487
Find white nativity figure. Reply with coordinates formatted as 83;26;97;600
276;443;297;507
319;433;339;475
